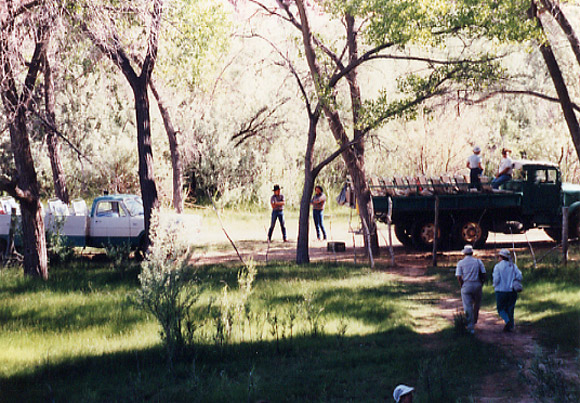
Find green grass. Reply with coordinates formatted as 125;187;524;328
0;253;577;401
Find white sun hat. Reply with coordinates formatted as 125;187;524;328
393;384;414;402
473;145;481;153
462;244;474;255
499;249;511;259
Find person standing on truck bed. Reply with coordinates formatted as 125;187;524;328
455;244;486;334
467;145;483;191
492;148;513;189
311;185;327;241
268;184;288;242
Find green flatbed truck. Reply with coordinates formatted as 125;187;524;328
370;160;580;250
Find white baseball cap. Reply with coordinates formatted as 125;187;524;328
393;384;414;402
499;249;511;259
462;244;474;255
473;146;481;153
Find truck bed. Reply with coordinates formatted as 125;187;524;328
373;191;523;213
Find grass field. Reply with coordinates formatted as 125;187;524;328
0;232;579;401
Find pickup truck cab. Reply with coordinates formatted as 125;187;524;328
1;194;145;256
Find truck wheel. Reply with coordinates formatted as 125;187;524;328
394;224;414;247
412;220;441;250
0;239;6;259
453;219;488;248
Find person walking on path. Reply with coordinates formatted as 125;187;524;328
491;148;513;189
455;244;486;334
467;146;483;190
268;184;287;242
311;185;327;241
393;384;414;402
493;248;523;332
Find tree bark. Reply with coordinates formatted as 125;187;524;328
42;45;70;204
0;23;49;279
149;80;184;213
345;14;379;255
296;112;319;264
532;2;580;160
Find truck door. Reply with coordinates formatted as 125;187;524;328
90;200;131;245
525;167;561;219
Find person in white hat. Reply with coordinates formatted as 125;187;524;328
466;145;483;191
455;244;486;334
492;249;523;332
393;384;414;402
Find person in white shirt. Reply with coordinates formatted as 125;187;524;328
466;146;483;190
491;148;513;189
455;244;486;333
492;249;523;332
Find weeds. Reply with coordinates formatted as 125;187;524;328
521;346;580;402
453;310;468;336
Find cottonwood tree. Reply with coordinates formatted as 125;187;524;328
532;0;580;160
252;0;526;262
0;0;52;278
74;0;164;248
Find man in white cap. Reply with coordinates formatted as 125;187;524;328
393;384;414;402
493;249;523;332
455;244;486;334
467;145;483;190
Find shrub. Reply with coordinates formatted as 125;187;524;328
134;213;200;366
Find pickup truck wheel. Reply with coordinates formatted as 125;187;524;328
394;225;414;247
412;220;441;250
453;219;488;248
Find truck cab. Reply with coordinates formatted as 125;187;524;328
515;162;562;226
88;195;145;248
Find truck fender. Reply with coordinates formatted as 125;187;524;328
566;202;580;219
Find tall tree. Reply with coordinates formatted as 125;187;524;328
77;0;164;248
0;0;49;279
531;0;580;159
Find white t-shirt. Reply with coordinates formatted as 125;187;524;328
498;156;513;176
467;154;482;169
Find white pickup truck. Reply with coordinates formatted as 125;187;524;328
0;194;146;255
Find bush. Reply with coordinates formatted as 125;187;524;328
133;213;200;366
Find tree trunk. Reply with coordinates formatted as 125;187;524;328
0;22;48;279
345;13;379;255
133;77;159;248
296;114;319;264
533;3;580;160
42;46;69;204
150;80;184;213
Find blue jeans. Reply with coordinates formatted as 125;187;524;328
312;209;327;240
268;210;287;241
491;174;511;189
496;291;518;328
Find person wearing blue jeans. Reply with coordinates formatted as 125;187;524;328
311;185;327;240
493;248;523;332
491;148;513;189
268;184;287;242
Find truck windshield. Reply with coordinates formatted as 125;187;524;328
124;197;144;216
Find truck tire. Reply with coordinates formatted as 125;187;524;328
0;239;6;259
394;224;414;247
453;218;488;249
412;219;441;250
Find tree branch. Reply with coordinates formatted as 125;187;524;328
0;0;42;31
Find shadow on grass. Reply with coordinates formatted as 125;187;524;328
0;327;504;403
